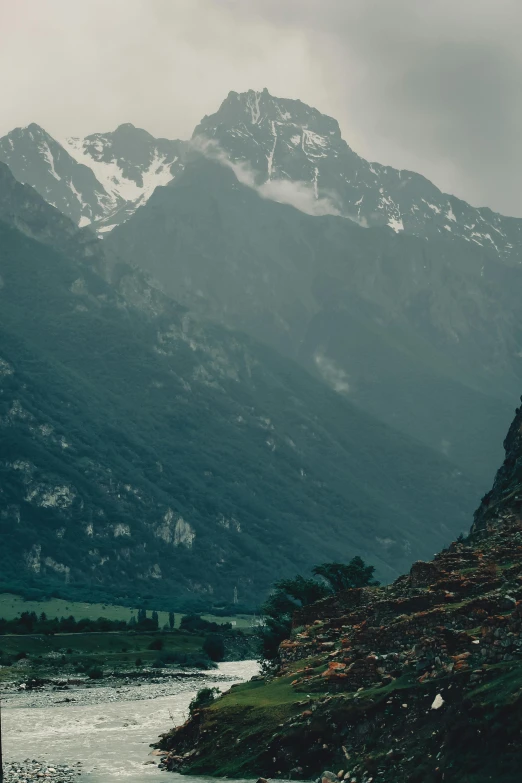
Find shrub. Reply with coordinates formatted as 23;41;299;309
148;638;164;651
188;687;220;715
87;667;104;680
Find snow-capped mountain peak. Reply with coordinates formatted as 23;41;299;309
0;122;184;233
193;88;522;259
2;91;522;257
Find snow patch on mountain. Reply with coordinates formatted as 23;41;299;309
65;137;139;204
40;141;60;181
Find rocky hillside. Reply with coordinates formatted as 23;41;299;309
0;163;477;607
158;397;522;782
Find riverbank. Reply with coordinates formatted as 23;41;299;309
3;760;82;783
2;661;259;783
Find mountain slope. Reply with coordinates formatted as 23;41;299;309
0;165;478;606
106;157;517;482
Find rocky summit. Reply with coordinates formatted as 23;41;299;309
194;88;522;261
157;398;522;782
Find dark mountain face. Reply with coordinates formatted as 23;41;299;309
106;157;518;483
0;165;478;607
472;394;522;534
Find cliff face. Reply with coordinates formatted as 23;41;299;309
158;402;522;782
472;395;522;534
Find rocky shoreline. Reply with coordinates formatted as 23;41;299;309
3;761;82;783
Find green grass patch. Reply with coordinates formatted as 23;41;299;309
0;593;256;631
211;673;316;711
469;662;522;706
0;629;207;682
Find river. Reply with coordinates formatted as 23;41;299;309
2;661;259;783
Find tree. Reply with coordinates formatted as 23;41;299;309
168;611;175;630
260;576;330;662
259;558;379;663
275;575;331;605
151;610;159;629
203;633;225;662
313;557;380;592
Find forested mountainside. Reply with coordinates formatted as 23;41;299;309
107;156;517;484
0;163;478;607
159;397;522;783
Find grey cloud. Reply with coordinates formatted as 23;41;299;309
2;0;522;214
231;0;522;215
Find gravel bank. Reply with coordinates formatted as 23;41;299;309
3;760;82;783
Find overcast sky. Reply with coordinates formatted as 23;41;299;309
2;0;522;215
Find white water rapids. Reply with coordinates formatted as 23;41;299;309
2;661;259;783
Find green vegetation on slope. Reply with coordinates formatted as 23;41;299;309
0;212;481;605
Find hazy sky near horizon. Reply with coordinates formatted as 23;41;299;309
2;0;522;215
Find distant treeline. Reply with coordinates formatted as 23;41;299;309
0;609;233;636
